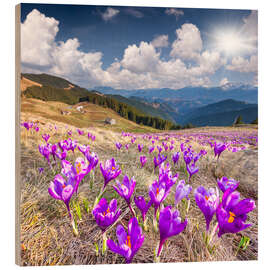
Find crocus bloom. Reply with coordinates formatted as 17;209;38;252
39;167;44;174
85;151;99;170
140;156;147;168
216;189;256;237
194;186;219;231
116;142;122;150
138;144;143;152
77;129;84;135
186;163;199;181
217;176;239;193
61;157;92;192
153;154;167;168
134;196;152;221
107;217;144;263
55;150;67;160
48;174;76;218
125;144;130;150
214;142;227;159
157;206;187;257
172;152;180;164
42;134;50;143
158;163;178;190
100;158;122;190
38;144;50;164
92;198;121;233
149;146;155;154
175;180;192;205
48;144;57;161
78;144;90;155
157;146;163;153
113;175;136;205
183;151;193;165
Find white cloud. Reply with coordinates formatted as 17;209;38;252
151;35;169;48
21;9;59;67
165;8;184;19
170;24;203;61
125;8;144;18
21;9;228;90
101;7;120;21
241;10;258;42
226;55;258;73
121;42;160;74
220;77;229;86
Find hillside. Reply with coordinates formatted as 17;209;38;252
21;98;158;133
186;106;258;126
21;73;178;131
181;99;258;126
107;94;177;123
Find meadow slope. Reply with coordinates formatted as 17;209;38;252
19;99;258;266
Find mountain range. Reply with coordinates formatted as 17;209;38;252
21;73;258;127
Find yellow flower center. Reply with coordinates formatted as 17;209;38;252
126;235;131;248
103;208;110;216
62;184;66;189
205;196;209;201
76;163;81;174
156;187;159;195
228;211;236;223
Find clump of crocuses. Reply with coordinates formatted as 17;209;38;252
107;217;144;263
216;189;256;237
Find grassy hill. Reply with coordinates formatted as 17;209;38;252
21;98;159;133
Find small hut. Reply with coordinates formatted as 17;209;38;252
105;118;116;125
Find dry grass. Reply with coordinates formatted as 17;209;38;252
19;113;258;266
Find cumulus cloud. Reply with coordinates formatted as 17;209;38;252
165;8;184;19
170;24;203;61
151;35;169;48
226;55;258;73
125;8;144;18
21;9;227;90
101;7;120;21
21;9;59;67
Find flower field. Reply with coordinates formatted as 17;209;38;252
19;116;258;266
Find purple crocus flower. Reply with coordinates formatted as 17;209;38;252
149;146;155;154
186;163;199;181
134;196;152;222
116;142;122;150
183;151;193;165
48;143;57;161
217;176;239;193
85;151;99;170
48;174;76;218
158;163;178;190
67;130;72;136
216;189;256;237
153;154;167;169
157;206;187;257
157;146;163;153
125;144;130;150
100;158;122;190
107;217;144;263
138;144;143;152
55;150;67;160
61;157;92;193
42;134;50;143
92;198;121;233
172;152;180;164
77;129;84;135
194;186;219;231
39;167;44;174
175;180;192;205
214;142;227;159
140;156;147;168
38;144;50;164
113;175;136;205
78;144;90;155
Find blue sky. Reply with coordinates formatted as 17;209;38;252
21;4;258;89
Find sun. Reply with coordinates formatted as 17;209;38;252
215;31;245;55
